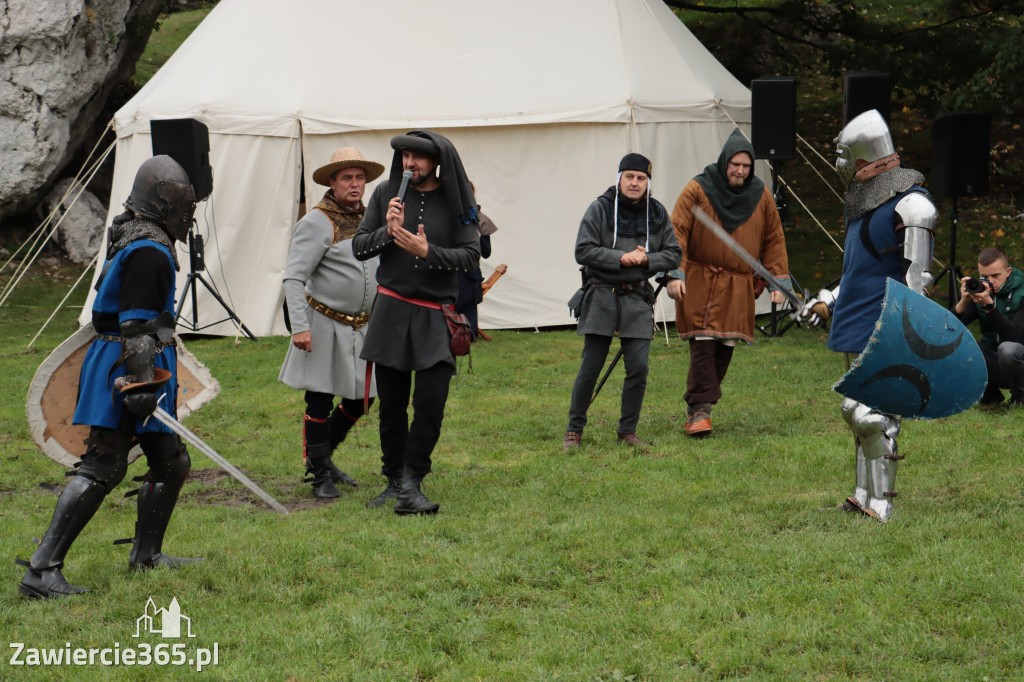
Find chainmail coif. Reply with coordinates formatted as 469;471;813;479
843;167;925;221
106;212;180;270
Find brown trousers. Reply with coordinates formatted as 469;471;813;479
684;339;735;409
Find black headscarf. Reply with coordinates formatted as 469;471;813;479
693;128;764;233
387;129;477;225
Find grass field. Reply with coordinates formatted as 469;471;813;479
2;264;1023;680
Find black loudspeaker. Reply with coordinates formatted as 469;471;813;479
751;76;796;160
843;71;891;124
931;112;990;199
150;118;213;201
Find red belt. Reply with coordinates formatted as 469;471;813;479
377;285;454;311
363;286;454;413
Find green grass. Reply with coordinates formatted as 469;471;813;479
132;4;217;87
2;265;1024;679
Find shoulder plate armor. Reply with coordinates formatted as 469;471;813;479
894;192;938;232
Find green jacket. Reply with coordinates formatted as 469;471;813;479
978;267;1024;349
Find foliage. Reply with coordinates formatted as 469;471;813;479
667;0;1024;116
2;266;1024;678
132;3;217;87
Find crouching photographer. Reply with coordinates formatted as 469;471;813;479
954;246;1024;406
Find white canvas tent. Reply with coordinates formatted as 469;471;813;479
83;0;756;335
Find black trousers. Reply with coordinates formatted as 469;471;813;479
981;341;1024;397
567;334;650;434
684;339;735;409
303;391;371;446
374;362;454;477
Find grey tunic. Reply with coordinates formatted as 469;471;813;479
278;207;378;398
353;182;480;371
575;192;681;339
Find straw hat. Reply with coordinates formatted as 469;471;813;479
312;147;384;186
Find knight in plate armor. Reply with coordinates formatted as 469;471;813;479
798;110;938;522
18;156;201;598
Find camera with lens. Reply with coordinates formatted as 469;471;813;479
965;276;993;295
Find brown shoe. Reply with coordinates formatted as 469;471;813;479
685;413;712;437
616;432;647;448
562;431;582;449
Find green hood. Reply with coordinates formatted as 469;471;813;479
693;128;765;232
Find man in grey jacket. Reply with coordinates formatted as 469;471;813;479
563;153;681;449
279;147;384;499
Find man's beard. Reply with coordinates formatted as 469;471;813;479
410;169;437;186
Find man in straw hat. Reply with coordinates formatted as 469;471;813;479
279;147;385;499
353;130;480;515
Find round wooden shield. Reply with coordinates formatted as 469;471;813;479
25;323;221;467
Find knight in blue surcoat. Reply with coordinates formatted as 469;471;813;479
18;156;202;598
798;110;938;521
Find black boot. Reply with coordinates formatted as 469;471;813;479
979;383;1005;405
305;443;341;499
327;462;359;488
17;476;107;599
394;466;440;516
365;474;401;508
128;481;203;571
327;402;364;486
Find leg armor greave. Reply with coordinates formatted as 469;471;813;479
843;399;902;522
27;476;109;572
841;398;869;510
123;434;199;569
17;427;130;598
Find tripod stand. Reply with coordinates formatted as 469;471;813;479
929;195;963;308
174;222;256;340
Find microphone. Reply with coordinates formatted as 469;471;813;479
396;170;413;203
385;170;415;247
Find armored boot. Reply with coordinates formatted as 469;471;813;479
842;443;870;512
844;399;901;522
365;473;401;508
305;442;341;499
127;481;203;571
840;399;869;512
17;476;107;599
864;445;902;522
394;466;440;516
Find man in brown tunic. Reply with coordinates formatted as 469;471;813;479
665;129;791;436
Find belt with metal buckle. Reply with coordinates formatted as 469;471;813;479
96;333;176;349
305;294;370;330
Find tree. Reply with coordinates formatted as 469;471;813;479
665;0;1024;116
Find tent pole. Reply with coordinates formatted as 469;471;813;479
0;141;114;308
27;252;100;349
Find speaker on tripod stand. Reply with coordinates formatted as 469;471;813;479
150;118;255;340
930;112;990;307
751;76;803;336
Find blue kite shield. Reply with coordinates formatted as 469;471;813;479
833;279;986;419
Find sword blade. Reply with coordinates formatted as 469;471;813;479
151;406;290;515
690;207;802;309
